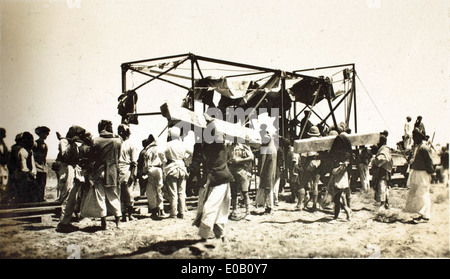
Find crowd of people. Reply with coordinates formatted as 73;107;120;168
0;113;447;240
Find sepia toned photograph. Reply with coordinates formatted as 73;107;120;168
0;0;448;265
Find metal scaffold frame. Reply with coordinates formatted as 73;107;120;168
120;53;357;142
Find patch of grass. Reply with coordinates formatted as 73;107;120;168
375;209;400;223
357;188;375;203
434;192;449;204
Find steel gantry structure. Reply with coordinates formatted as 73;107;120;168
120;53;357;141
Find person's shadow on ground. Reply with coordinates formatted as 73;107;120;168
99;239;205;258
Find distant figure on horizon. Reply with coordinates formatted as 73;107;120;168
414;116;426;137
403;116;413;150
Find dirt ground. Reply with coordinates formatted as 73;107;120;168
0;178;448;259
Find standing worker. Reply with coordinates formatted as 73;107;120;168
328;132;353;222
164;126;192;219
143;134;167;219
404;128;435;223
0;128;9;203
56;128;93;233
227;141;254;219
33;126;50;202
193;118;233;243
117;124;138;222
256;124;278;214
15;132;37;203
83;120;122;230
137;138;151;196
296;126;322;212
372;135;394;209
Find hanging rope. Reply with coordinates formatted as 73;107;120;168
356;74;392;133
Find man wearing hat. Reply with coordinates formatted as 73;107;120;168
56;125;90;233
81;120;122;230
55;125;85;204
298;110;313;139
414;116;426;137
295;126;322;212
117;124;138;222
372;135;393;209
33;126;50;202
143;134;167;219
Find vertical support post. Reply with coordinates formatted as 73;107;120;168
352;64;357;133
278;74;286;174
293;98;297;139
345;76;353;130
121;64;127;93
191;55;195;110
281;73;286;138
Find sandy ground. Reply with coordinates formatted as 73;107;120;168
0;178;448;259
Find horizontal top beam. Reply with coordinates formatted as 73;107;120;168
294;63;355;73
122;53;318;80
122;53;191;67
193;54;316;80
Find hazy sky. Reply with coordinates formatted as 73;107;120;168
1;0;448;158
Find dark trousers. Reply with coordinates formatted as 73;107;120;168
17;178;38;203
333;187;350;219
138;177;148;196
36;172;47;202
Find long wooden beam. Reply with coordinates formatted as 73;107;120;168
294;132;380;153
160;102;262;146
0;205;61;218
